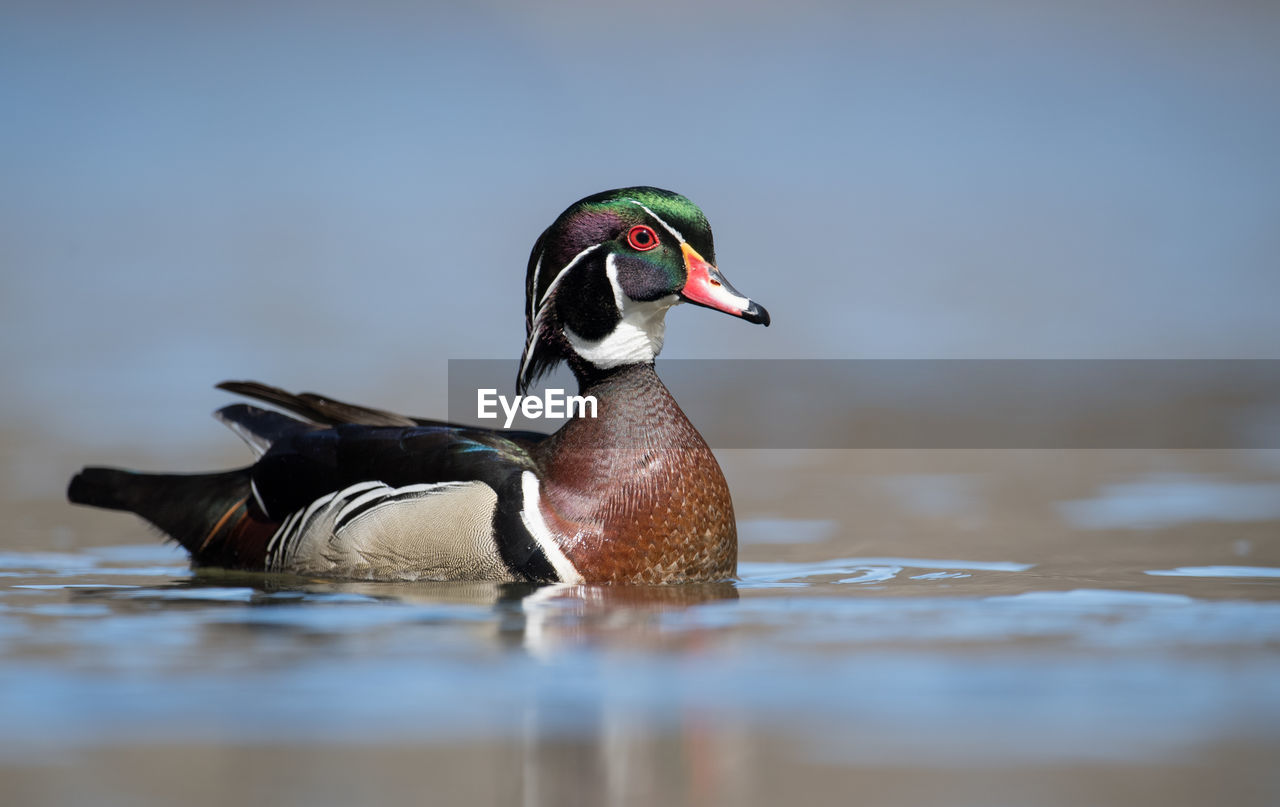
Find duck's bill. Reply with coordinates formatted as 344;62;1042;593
678;243;771;326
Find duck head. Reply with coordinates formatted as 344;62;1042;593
518;187;769;394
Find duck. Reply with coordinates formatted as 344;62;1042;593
67;187;770;584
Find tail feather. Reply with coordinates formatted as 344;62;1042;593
67;466;145;513
69;377;448;571
68;467;269;563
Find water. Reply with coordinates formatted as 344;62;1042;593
3;450;1278;806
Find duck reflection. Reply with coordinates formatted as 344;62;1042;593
72;573;738;655
288;577;737;655
68;575;743;805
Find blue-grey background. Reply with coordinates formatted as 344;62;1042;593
3;1;1278;455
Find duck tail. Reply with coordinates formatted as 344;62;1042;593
68;466;261;559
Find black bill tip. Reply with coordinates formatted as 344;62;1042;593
742;300;770;326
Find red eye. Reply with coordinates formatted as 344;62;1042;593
626;224;659;251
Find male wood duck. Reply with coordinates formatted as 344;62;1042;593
68;187;769;584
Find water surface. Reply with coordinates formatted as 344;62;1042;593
3;450;1278;806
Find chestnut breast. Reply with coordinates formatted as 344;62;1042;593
533;364;737;583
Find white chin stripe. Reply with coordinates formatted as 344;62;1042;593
564;253;676;370
564;303;672;369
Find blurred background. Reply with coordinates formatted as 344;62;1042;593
3;2;1280;806
3;0;1278;453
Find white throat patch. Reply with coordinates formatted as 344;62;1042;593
564;253;678;369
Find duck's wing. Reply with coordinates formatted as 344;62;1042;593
69;399;570;583
221;405;573;583
214;380;565;581
240;414;542;519
217;379;549;447
216;379;434;427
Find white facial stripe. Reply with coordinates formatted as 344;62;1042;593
520;243;603;384
537;243;601;310
528;250;543;324
624;200;685;243
603;252;626;312
520;472;584;584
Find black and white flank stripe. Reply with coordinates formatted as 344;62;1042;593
263;475;583;584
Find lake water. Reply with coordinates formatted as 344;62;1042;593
3;448;1278;806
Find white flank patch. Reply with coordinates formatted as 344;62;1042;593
520;471;584;584
563;253;677;369
332;482;456;528
266;481;383;559
265;509;300;557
